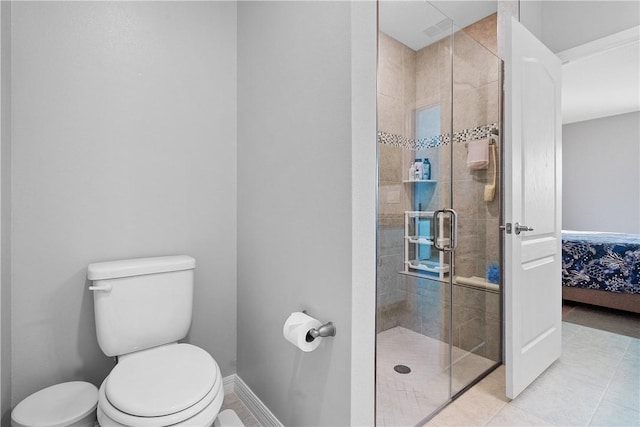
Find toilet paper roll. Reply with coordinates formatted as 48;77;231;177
283;312;323;352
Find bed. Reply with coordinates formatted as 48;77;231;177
562;230;640;314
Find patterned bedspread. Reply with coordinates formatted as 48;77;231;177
562;230;640;294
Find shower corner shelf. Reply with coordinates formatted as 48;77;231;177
403;211;450;280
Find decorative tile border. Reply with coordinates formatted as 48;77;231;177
452;123;499;144
378;123;498;149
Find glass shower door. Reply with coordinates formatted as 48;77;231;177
376;1;454;425
449;22;503;396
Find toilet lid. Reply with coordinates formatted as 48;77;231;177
106;344;217;417
11;381;98;427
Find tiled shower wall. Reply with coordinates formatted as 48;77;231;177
449;18;501;282
377;14;501;362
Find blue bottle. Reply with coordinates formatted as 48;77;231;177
422;158;431;180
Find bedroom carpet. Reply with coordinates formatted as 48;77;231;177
563;301;640;338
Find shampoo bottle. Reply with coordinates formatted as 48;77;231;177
423;158;431;180
409;163;416;181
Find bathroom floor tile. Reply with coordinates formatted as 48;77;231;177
588;399;640;427
486;404;555;426
508;364;606;426
220;392;261;427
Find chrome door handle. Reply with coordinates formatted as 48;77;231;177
449;208;458;251
514;222;534;235
433;208;458;252
433;209;446;251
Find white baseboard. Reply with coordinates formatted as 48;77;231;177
222;374;283;427
223;374;236;395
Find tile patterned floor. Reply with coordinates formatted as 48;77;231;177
377;327;497;426
427;322;640;427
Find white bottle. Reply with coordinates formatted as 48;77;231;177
409;164;416;181
414;159;423;180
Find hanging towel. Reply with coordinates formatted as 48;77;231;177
467;138;489;170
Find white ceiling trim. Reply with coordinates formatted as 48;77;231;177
557;25;640;64
560;26;640;124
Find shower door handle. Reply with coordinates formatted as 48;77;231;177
432;209;446;251
432;208;458;252
447;208;458;251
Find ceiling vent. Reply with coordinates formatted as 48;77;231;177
422;19;451;38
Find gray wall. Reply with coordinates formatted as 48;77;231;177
563;112;640;234
10;1;237;405
237;2;353;425
1;0;11;422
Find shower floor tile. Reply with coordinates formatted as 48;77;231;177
376;326;497;426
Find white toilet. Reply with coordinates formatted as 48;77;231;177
88;255;228;427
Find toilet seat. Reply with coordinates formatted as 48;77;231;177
98;344;222;427
107;343;217;416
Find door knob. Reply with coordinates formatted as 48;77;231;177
514;222;534;235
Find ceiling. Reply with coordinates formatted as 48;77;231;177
378;0;496;51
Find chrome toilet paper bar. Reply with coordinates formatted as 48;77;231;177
305;322;336;342
300;310;336;342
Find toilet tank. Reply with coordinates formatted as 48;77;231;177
88;255;196;357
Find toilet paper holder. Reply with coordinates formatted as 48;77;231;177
302;311;336;342
306;322;336;342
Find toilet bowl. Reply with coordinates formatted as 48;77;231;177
11;381;98;427
96;343;223;427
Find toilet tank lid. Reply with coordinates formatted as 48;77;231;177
88;255;195;280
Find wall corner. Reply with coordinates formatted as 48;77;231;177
350;1;377;426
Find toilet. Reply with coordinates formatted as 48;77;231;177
11;381;98;427
88;255;229;427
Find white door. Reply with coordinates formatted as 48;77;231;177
503;17;562;399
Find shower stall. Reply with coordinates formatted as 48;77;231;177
376;1;503;424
